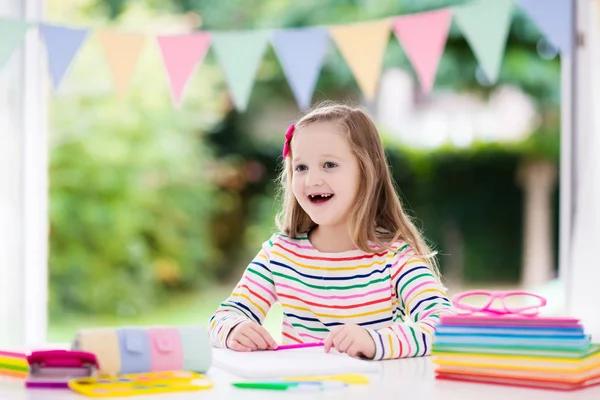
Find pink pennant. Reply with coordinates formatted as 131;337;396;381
156;32;211;108
392;9;452;94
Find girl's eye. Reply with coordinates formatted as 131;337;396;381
294;165;307;172
324;162;337;169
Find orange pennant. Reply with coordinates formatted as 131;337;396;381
96;29;146;96
329;19;391;100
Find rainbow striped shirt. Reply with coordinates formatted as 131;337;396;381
208;233;454;360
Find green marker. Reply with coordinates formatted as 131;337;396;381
232;381;347;391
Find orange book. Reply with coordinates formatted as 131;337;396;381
436;370;600;391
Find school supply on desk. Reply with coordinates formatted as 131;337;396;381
232;381;348;391
432;290;600;391
435;325;587;337
71;325;212;376
26;350;98;389
436;371;600;391
452;290;547;316
434;343;600;359
212;346;382;379
439;314;582;328
0;345;70;381
282;373;370;384
68;371;213;397
274;342;324;351
0;350;28;379
434;332;591;350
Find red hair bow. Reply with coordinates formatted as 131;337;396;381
282;124;295;158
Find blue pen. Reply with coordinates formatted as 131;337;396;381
232;381;348;391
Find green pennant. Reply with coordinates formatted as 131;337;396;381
211;30;271;112
0;18;32;67
453;0;514;84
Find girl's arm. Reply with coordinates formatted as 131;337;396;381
366;245;454;360
207;238;278;348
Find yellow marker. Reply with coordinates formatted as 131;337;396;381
283;373;370;385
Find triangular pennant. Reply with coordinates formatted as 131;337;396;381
156;32;211;108
329;19;391;100
0;19;31;67
392;9;452;94
271;27;329;110
211;30;271;112
39;24;90;93
96;29;146;97
517;0;572;54
453;0;514;84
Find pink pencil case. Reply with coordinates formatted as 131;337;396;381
71;325;212;376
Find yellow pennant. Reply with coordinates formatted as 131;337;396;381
95;29;147;97
329;19;391;100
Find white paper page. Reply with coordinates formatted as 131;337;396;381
211;346;383;379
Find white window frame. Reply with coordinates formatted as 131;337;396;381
22;0;49;346
0;0;47;347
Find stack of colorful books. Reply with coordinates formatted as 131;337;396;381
0;349;28;380
432;314;600;391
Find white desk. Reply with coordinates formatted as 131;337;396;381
1;356;598;400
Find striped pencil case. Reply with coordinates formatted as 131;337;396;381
71;326;212;376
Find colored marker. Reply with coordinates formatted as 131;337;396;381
232;381;347;391
274;342;324;351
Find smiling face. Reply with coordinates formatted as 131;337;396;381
291;121;361;230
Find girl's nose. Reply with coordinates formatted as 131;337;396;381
305;171;324;187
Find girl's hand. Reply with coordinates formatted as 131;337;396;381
324;324;376;359
226;321;278;351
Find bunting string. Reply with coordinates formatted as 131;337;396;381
0;0;571;111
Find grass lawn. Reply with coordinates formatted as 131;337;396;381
47;285;284;344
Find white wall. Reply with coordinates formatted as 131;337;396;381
0;0;47;347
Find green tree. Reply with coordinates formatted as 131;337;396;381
47;1;229;315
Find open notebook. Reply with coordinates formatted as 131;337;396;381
211;346;382;379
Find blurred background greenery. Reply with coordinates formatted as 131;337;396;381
46;0;561;343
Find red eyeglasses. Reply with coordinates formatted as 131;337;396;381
452;290;547;317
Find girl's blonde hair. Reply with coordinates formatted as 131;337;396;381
275;101;441;280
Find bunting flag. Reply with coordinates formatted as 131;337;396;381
156;32;212;108
39;24;90;93
453;0;514;84
0;19;31;67
392;9;452;94
329;20;391;101
211;30;272;111
96;30;146;97
0;0;573;110
271;27;329;110
517;0;572;54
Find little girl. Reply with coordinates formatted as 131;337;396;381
208;102;453;360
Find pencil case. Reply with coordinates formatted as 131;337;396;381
71;325;212;376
